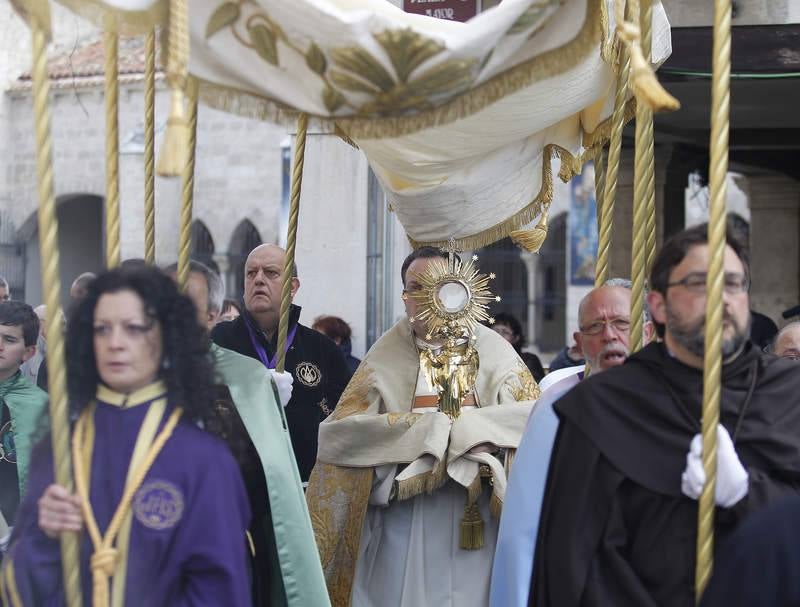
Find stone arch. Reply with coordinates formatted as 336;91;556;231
21;194;104;307
190;220;219;273
227;219;262;299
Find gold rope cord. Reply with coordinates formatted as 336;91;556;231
595;6;630;287
629;0;648;352
275;113;309;373
144;30;156;264
695;0;731;600
594;146;607;232
156;0;189;176
104;32;121;269
30;13;83;607
640;0;658;275
177;78;199;291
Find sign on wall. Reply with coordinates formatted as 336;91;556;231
403;0;479;21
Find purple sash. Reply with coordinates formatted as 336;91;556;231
243;315;298;370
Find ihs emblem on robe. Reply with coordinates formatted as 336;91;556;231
409;239;499;419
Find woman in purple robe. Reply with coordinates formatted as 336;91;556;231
1;267;252;606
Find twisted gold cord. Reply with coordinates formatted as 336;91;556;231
30;14;83;607
630;0;651;352
144;30;156;265
695;0;731;600
594;146;607;235
276;113;309;373
640;0;658;275
177;78;199;292
596;15;630;286
104;32;121;269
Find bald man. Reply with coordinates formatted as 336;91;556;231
211;244;351;482
772;322;800;360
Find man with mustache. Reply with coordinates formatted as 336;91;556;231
527;223;800;607
491;278;653;606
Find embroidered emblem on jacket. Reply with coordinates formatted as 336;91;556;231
133;480;185;530
296;361;322;387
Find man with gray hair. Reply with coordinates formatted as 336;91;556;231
165;258;330;606
492;278;654;607
770;321;800;360
165;260;225;330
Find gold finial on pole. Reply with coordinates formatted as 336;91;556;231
104;31;121;269
144;29;156;265
275;113;309;373
30;10;83;607
177;78;199;292
695;0;731;600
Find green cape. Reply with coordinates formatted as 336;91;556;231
211;344;330;607
0;371;48;496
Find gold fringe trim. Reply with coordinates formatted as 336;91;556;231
490;490;503;519
466;472;483;505
195;0;611;141
334;124;359;150
426;457;448;493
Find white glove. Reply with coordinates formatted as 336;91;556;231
681;424;749;508
269;370;294;408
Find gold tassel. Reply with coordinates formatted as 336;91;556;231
156;89;189;176
460;502;484;550
511;204;550;253
628;43;680;112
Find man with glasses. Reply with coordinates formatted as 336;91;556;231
492;278;653;606
526;223;800;607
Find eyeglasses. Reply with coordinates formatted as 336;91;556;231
666;272;749;294
579;318;631;336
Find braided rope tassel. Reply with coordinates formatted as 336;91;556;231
144;30;156;264
275;113;309;373
104;31;121;269
177;78;199;292
30;13;83;607
157;0;190;176
695;0;732;600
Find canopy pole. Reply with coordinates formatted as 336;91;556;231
30;13;83;607
144;30;156;265
695;0;731;600
177;78;199;292
104;32;121;268
640;0;658;275
275;113;309;373
630;0;651;352
596;0;631;287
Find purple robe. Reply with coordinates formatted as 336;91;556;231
3;392;252;606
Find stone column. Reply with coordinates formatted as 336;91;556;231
520;251;540;352
747;174;800;325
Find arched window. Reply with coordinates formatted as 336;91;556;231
228;220;262;300
190;220;219;273
476;237;529;345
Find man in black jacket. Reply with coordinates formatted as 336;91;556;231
211;244;352;482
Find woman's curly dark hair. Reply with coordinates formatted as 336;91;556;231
66;266;216;422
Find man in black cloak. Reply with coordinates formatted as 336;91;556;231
530;223;800;607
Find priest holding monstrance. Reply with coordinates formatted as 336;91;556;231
306;245;540;607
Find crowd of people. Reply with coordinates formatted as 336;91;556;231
0;221;799;606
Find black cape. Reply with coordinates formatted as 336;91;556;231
530;342;800;607
700;496;800;607
211;304;352;481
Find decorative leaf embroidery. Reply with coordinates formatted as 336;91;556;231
508;0;563;36
306;43;327;75
206;2;240;39
248;22;279;65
